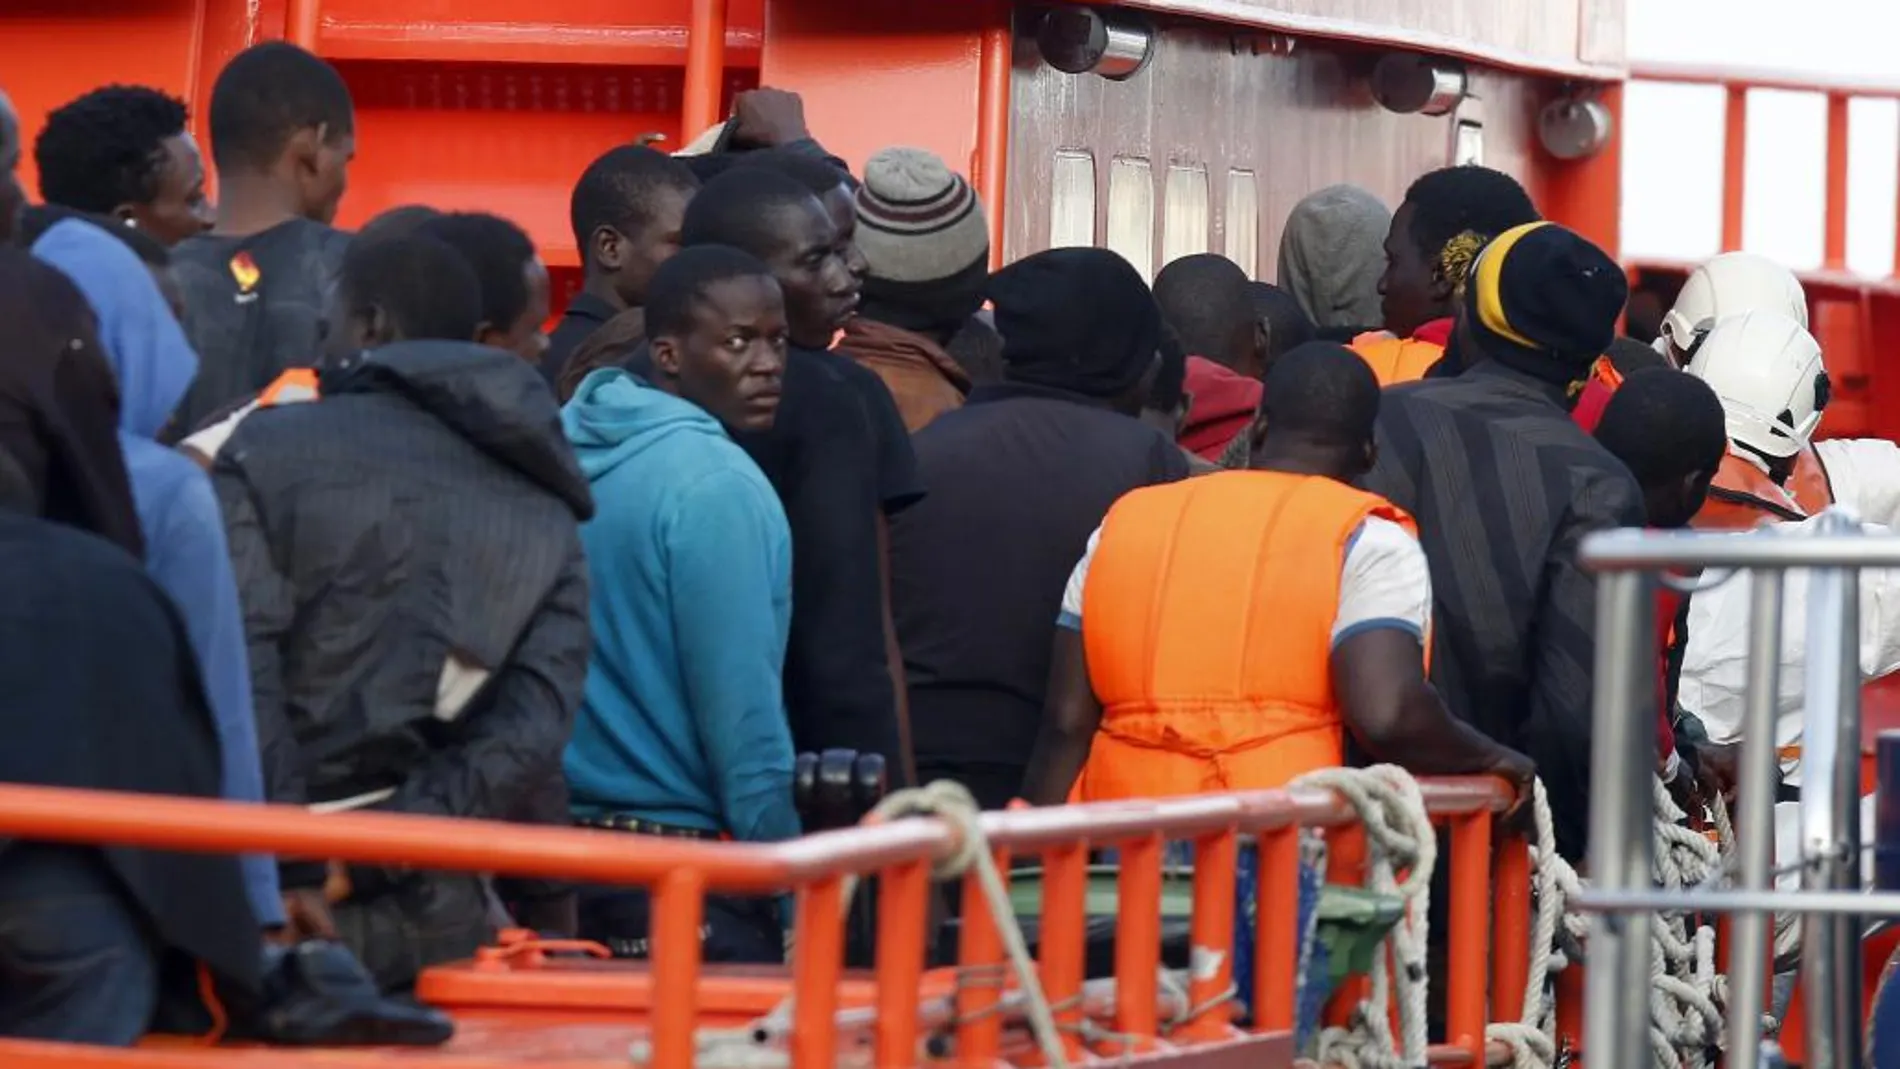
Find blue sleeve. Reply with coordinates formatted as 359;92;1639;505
144;464;285;926
665;472;801;843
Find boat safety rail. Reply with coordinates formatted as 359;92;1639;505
1578;509;1899;1069
1631;61;1900;272
0;773;1526;1069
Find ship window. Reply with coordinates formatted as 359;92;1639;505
1225;169;1260;276
1050;151;1097;250
1161;164;1210;269
1107;156;1156;282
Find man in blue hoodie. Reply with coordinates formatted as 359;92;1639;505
562;244;799;963
29;215;288;937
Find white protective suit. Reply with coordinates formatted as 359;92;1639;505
1680;514;1900;886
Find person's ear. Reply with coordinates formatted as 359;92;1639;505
592;226;626;272
1361;439;1378;476
111;204;138;227
475;322;505;349
1427;257;1456;305
360;304;398;349
1253;319;1271;367
650;337;685;378
285;125;324;178
1247;409;1269;454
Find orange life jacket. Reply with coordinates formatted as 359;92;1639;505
1348;331;1444;388
1691;445;1833;530
1073;470;1419;802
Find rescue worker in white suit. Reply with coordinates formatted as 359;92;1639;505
1676;311;1900;890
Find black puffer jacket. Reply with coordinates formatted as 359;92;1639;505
211;341;594;836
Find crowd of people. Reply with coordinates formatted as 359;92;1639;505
0;34;1880;1051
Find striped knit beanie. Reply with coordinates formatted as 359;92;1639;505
854;148;991;332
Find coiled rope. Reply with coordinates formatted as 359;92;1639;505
1292;765;1438;1069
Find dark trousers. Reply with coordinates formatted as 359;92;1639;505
0;844;159;1044
578;885;782;964
334;873;494;993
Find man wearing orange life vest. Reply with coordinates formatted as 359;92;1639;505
1350;165;1540;386
1018;342;1535;808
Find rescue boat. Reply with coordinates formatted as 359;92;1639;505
8;0;1900;1066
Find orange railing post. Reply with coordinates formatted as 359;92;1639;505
682;0;730;139
975;13;1013;270
1722;84;1749;252
1825;91;1851;271
1254;825;1302;1033
955;847;1009;1065
1181;828;1239;1042
874;860;931;1069
1114;833;1164;1047
792;877;847;1069
1039;843;1090;1060
649;869;706;1069
1445;811;1494;1064
1491;833;1534;1026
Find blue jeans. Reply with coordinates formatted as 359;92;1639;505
0;844;159;1045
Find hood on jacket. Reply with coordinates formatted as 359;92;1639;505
1180;356;1264;461
324;340;595;521
31;218;197;441
561;367;732;482
1277;185;1391;330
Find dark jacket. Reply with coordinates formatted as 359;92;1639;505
540;291;621;394
890;381;1189;808
0;511;261;992
1362;361;1645;860
211;341;595;843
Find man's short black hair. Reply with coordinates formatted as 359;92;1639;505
1249;281;1316;363
568;145;699;254
747;149;857;195
1594;367;1727;489
681;153;742;184
1607;336;1671;378
680;167;827;258
1153;254;1255;369
1401;165;1539;262
18;206;169;267
34;85;189;214
337;233;482;343
417;212;537;331
1261;341;1381;448
645;244;777;340
1144;324;1190;414
353;204;441;249
207;42;354;172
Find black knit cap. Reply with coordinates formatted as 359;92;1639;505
1463;220;1628;384
990;247;1160;400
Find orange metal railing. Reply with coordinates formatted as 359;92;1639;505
0;777;1538;1069
1630;61;1900;272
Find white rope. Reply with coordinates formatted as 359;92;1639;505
1291;765;1437;1069
1487;777;1735;1069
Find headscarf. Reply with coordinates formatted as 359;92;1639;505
990;247;1160;400
32;216;287;928
1462;221;1628;391
32;218;197;441
1277;185;1391;330
0;247;144;555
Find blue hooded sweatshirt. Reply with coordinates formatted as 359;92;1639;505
34;218;284;926
561;369;799;843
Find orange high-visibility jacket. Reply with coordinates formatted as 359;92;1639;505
1348;331;1443;387
1073;470;1418;801
1691;446;1833;530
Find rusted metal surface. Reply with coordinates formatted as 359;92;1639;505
1109;0;1625;80
1003;21;1544;276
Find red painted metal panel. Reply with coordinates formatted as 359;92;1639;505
304;0;762;68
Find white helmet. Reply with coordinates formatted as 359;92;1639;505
1660;252;1809;361
1685;310;1829;459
